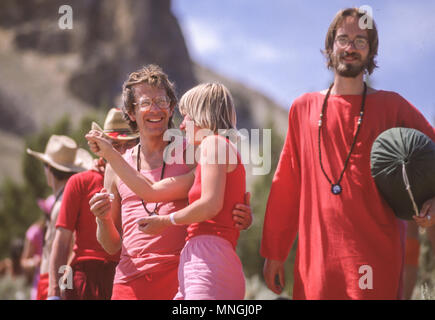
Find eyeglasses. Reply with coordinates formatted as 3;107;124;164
335;36;368;50
134;96;170;110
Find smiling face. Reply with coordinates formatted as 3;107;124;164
331;16;370;78
128;83;173;138
324;8;379;76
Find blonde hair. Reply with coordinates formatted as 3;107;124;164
179;83;237;134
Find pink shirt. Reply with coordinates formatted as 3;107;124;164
26;224;43;257
26;223;44;299
114;148;191;284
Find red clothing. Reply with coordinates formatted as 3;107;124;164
187;146;246;249
56;170;119;264
36;273;49;300
261;90;435;300
405;237;420;267
64;260;117;300
111;265;178;300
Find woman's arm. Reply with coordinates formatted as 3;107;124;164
86;131;194;202
137;135;230;234
20;233;40;274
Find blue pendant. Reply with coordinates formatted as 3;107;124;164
331;184;342;195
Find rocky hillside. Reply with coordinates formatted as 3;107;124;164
0;0;288;184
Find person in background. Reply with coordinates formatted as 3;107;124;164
21;194;54;300
0;238;29;300
26;135;92;300
47;108;139;300
0;238;24;278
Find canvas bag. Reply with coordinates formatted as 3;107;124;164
370;127;435;220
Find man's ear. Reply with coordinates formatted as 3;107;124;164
127;110;136;122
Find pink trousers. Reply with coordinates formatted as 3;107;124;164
174;235;245;300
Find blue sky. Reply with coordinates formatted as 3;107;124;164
172;0;435;124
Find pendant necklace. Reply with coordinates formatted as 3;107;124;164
136;144;167;215
318;82;367;195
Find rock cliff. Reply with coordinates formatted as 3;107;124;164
0;0;287;183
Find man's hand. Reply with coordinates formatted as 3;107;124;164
90;157;106;174
89;188;113;221
413;197;435;228
263;258;285;295
85;130;115;159
232;192;252;230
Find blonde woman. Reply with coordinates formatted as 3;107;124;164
86;83;246;300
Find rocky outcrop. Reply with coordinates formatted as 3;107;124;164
0;0;196;108
0;0;287;184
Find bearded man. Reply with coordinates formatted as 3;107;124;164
261;8;435;299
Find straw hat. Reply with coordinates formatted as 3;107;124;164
91;108;139;140
27;135;93;173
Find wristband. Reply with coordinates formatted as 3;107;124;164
169;212;177;225
47;296;61;300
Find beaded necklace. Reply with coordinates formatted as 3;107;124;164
136;144;166;215
318;82;367;195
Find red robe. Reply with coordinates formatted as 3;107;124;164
260;90;435;299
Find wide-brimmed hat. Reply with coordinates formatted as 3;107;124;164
91;108;139;140
27;135;93;173
371;127;435;220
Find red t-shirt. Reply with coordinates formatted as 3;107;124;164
56;170;120;264
187;143;246;249
260;90;435;300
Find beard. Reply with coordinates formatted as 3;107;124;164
332;51;368;78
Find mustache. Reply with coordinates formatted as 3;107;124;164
340;52;361;60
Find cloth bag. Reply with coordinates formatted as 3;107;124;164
370;127;435;220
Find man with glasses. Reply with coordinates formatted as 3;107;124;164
261;8;435;299
88;65;252;299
